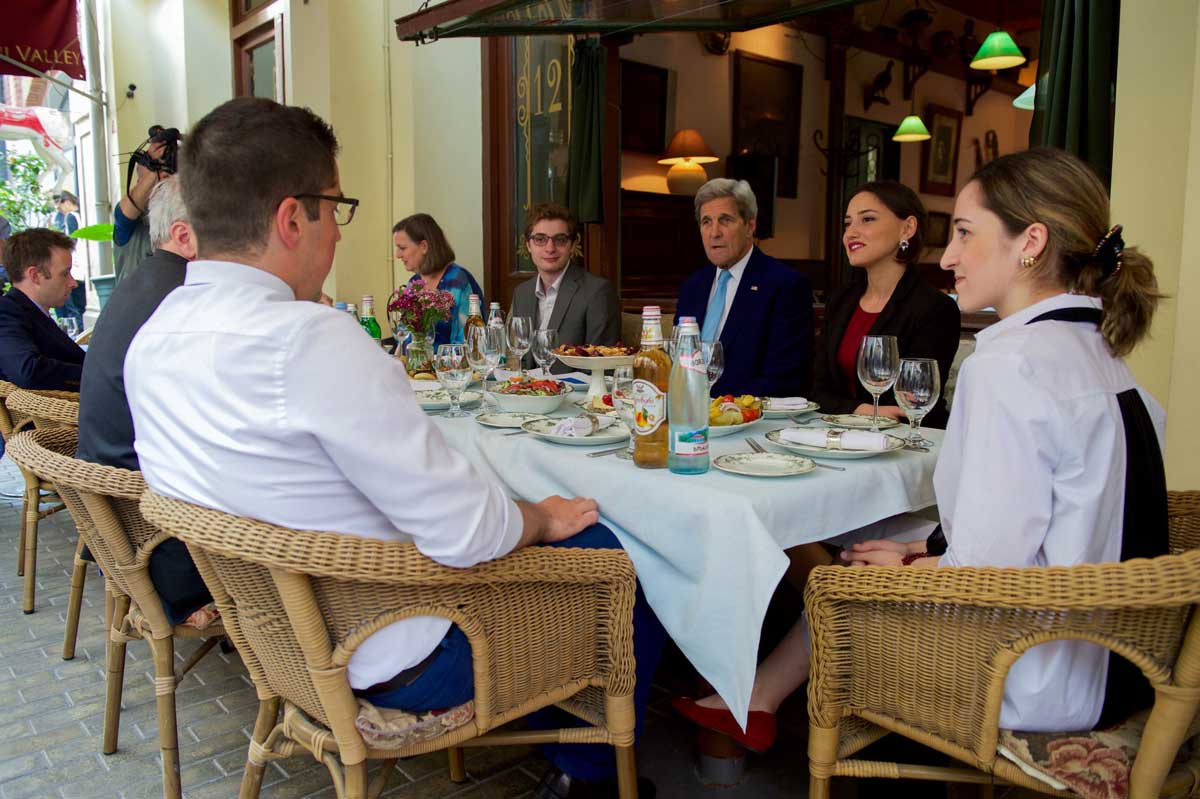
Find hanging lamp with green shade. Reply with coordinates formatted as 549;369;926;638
1013;82;1035;110
971;30;1027;71
893;114;931;142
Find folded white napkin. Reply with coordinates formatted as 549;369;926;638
766;396;810;410
409;379;443;392
551;415;616;437
780;428;889;451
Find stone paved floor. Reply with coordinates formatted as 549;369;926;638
0;454;1035;799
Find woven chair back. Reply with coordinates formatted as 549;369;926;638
6;388;79;430
0;380;17;440
5;427;174;634
1169;491;1200;554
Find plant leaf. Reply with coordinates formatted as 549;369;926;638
70;224;115;242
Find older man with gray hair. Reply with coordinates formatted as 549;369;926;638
675;177;813;397
76;176;212;625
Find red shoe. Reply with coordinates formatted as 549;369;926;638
670;697;777;753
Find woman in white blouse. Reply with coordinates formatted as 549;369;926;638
674;148;1167;751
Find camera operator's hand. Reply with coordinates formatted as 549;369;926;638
120;142;168;221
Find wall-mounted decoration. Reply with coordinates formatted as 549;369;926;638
926;211;951;247
698;31;731;56
620;60;673;155
732;50;804;198
920;104;963;197
984;130;999;163
864;60;894;111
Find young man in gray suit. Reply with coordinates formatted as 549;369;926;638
509;203;621;374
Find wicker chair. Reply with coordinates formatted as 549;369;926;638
138;489;642;799
2;385;80;619
6;428;226;799
804;490;1200;799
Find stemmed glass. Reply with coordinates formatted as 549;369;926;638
611;365;636;460
894;358;941;448
507;316;533;378
466;325;504;395
856;335;900;432
58;317;82;339
434;344;473;418
701;340;724;392
531;328;559;378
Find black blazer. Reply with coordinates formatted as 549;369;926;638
675;247;813;397
510;262;621;373
811;269;960;428
0;287;85;390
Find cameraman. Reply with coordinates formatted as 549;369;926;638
114;138;170;284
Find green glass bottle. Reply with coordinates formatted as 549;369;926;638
360;295;382;345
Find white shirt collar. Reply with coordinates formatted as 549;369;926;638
535;268;567;299
184;259;297;301
720;246;754;282
975;292;1102;348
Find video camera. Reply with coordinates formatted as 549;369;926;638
125;124;181;195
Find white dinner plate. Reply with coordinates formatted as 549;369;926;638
708;417;762;438
762;400;820;419
820;413;901;430
713;452;815;478
417;390;481;411
520;418;631;446
765;428;906;459
573;399;620;417
474;411;547;429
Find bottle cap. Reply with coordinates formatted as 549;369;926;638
641;305;661;318
335;302;347;311
361;294;373;304
469;294;480;302
678;320;700;335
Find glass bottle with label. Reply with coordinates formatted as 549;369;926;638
346;302;358;319
359;295;382;345
465;294;485;337
487;302;506;367
668;318;709;474
632;306;671;469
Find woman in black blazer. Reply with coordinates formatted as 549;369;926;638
812;181;961;429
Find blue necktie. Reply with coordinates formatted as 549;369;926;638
701;269;733;342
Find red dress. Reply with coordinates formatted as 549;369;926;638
836;305;880;397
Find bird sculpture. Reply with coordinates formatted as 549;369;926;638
864;60;894;111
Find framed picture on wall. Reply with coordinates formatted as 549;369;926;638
621;60;674;154
920;104;963;197
926;211;951;247
732;50;804;198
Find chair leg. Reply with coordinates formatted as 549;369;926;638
62;540;87;659
152;636;182;799
102;595;131;755
104;588;114;635
614;745;639;799
238;697;280;799
21;489;39;613
367;759;398;798
807;723;838;799
447;747;467;783
15;484;29;577
345;761;368;799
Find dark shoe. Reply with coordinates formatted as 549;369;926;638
534;766;656;799
670;697;777;753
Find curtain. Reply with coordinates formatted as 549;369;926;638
567;38;605;223
1030;0;1121;185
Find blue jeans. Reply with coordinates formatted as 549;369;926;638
361;524;667;781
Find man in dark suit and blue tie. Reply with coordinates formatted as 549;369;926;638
0;228;85;392
675;179;813;397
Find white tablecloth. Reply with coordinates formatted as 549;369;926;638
433;409;941;728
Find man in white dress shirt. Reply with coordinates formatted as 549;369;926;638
125;98;664;799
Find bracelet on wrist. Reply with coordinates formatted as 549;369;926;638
126;194;144;215
901;551;928;566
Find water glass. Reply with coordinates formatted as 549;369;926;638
434;344;472;418
468;324;505;397
856;335;900;432
57;317;82;339
701;340;724;392
531;328;559;378
611;365;636;460
894;358;941;447
507;316;533;378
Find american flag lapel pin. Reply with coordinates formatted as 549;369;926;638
750;285;759;291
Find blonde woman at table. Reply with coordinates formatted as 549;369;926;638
674;147;1167;752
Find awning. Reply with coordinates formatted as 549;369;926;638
0;0;86;80
395;0;858;43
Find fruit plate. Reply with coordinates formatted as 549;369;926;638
820;413;901;430
553;354;635;403
707;417;763;438
520;417;631;446
762;400;819;419
713;452;816;478
765;428;906;459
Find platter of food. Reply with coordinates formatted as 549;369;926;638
707;394;764;438
486;377;572;414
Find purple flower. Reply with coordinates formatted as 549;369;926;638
387;284;454;334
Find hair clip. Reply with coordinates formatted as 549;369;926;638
1092;224;1124;279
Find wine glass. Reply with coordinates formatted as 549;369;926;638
531;328;559;378
701;340;724;393
611;365;636;460
507;316;533;378
467;325;504;394
434;344;473;418
58;317;82;339
894;358;941;447
856;335;900;432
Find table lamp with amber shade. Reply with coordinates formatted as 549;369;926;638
658;128;719;195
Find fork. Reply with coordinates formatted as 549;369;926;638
747;436;846;471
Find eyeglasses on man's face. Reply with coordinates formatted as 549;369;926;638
293;194;360;226
527;233;573;248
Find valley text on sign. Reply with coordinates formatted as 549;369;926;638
0;0;87;81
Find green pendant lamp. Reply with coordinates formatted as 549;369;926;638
971;30;1027;71
893;114;931;142
1012;82;1035;110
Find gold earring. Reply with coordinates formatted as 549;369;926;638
1021;255;1038;269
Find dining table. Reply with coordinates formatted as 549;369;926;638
428;394;942;729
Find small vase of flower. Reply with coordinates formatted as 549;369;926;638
388;284;454;373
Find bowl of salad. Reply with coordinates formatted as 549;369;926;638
486;377;571;414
